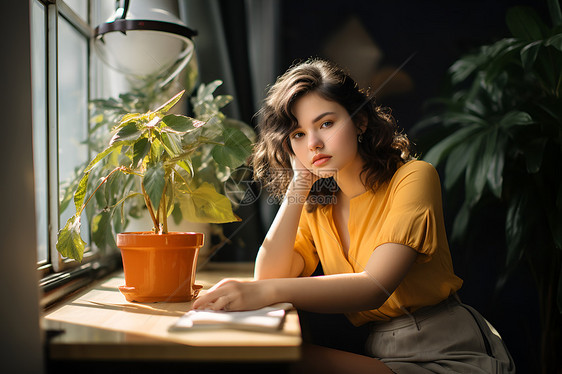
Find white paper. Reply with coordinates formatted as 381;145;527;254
169;303;293;332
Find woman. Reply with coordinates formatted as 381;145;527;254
193;58;515;373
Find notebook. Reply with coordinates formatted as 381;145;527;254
169;303;293;332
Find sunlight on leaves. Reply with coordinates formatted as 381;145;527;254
143;162;166;211
211;128;253;169
56;214;86;261
178;182;241;223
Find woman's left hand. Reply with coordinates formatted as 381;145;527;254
192;278;276;311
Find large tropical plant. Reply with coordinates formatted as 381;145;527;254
411;1;561;372
56;83;254;262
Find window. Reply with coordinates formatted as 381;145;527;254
31;0;49;264
56;8;90;245
32;1;120;305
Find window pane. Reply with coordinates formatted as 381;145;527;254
64;0;88;20
57;17;90;244
31;0;49;263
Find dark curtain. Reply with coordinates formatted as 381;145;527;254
180;0;269;261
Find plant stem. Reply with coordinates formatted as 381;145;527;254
79;166;125;215
172;168;194;193
141;182;159;232
109;192;143;210
160;183;168;234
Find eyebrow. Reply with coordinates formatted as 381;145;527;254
292;111;337;132
312;111;336;123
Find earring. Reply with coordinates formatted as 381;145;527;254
358;133;363;143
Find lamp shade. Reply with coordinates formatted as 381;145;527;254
94;0;197;80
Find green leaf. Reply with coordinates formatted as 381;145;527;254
442;112;488;127
160;132;183;158
443;140;472;190
148;138;164;163
198;80;223;101
143;162;166;211
211;128;253;169
544;33;562;51
84;142;125;173
506;6;548;40
483;37;523;59
423;124;481;166
176;159;193;176
520;40;542;70
91;211;116;250
162;114;196;133
499;111;534;129
56;214;87;261
213;95;233;109
480;39;525;83
154;90;185;115
547;0;562;27
73;171;90;213
222;118;257;143
132;137;150;168
465;132;490;206
59;164;86;214
110;122;140;145
449;54;484;84
505;194;527;268
205;115;222;129
451;201;471;242
118;112;143;126
486;135;507;199
171;202;183;225
178;182;241;223
101;171;117;208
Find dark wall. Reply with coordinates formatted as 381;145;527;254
279;0;548;133
1;1;45;373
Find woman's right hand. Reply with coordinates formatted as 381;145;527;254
290;156;318;194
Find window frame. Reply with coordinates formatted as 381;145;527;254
36;0;121;308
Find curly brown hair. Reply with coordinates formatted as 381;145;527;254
251;58;412;210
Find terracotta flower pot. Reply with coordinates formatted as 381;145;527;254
116;231;204;303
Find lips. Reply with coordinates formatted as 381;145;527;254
311;153;332;166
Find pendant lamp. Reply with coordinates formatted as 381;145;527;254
93;0;197;84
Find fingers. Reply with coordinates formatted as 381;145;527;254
193;288;225;310
212;295;232;311
191;279;270;312
193;291;231;310
192;279;238;311
291;155;324;188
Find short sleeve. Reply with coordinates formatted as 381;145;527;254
378;161;444;263
293;212;320;276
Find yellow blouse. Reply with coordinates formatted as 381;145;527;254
294;160;463;325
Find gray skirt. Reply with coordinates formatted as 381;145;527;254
365;296;516;373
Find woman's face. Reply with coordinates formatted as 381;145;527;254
289;92;364;180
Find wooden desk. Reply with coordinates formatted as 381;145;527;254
42;262;301;364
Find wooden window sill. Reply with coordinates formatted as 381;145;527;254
42;262;302;363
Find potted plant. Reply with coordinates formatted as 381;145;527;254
411;1;561;372
56;84;254;303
